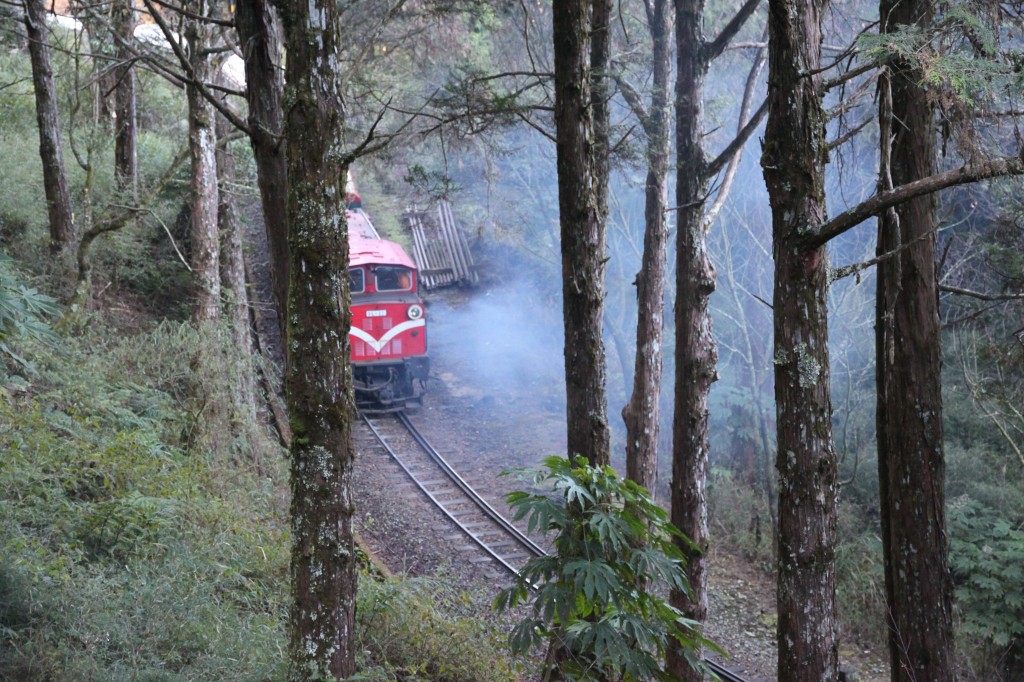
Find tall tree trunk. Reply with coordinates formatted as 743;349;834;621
23;0;76;254
761;0;839;679
622;0;671;497
182;2;223;456
666;0;715;677
112;0;137;199
876;0;956;678
274;0;357;677
216;115;258;433
553;0;611;467
185;8;221;324
235;0;289;354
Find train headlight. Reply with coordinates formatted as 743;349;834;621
407;304;424;320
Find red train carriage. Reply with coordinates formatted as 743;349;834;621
347;206;429;410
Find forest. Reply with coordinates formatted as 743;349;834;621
1;0;1023;680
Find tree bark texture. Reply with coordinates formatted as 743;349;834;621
216;115;258;431
590;0;611;304
553;0;611;467
622;0;671;498
185;7;221;323
24;0;76;254
275;0;357;677
113;0;137;199
666;0;715;677
235;0;290;353
876;0;956;679
760;0;839;679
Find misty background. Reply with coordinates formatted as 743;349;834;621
356;11;889;496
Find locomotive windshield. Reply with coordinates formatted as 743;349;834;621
349;267;364;294
375;266;412;291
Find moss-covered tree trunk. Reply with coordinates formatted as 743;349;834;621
553;0;611;467
760;0;839;678
274;0;357;677
876;0;955;678
24;0;76;255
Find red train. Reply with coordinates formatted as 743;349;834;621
347;201;429;410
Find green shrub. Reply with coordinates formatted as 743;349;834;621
355;576;517;681
0;560;52;637
0;51;49;257
495;456;718;681
0;253;61;376
0;315;290;680
949;497;1024;676
706;467;773;568
0;559;60;681
833;505;886;649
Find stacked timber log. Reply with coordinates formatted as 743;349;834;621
404;201;479;290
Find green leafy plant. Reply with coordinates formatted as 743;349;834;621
494;456;719;681
0;253;60;372
949;497;1024;672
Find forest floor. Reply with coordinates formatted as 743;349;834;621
349;282;889;682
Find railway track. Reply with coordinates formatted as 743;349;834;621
358;411;751;682
360;412;546;575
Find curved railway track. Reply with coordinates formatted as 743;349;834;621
360;412;546;574
358;411;751;682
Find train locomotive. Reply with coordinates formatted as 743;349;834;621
347;197;429;410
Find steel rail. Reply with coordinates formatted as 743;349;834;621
397;412;547;558
360;413;530;577
705;658;750;682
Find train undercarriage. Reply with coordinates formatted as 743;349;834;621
354;357;429;412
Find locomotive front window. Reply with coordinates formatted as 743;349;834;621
349;267;365;294
375;266;412;291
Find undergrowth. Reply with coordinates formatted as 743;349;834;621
1;312;516;680
355;577;519;681
0;323;291;681
949;497;1024;679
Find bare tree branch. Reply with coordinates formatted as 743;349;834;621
705;0;763;63
831;228;932;281
705;37;767;226
827;116;871;151
515;109;557;142
956;334;1024;467
805;155;1024;249
823;59;877;91
147;0;235;27
141;0;250;134
614;74;649;129
827;70;877;120
944;301;1005;328
339;0;409;85
342;99;417;163
940;284;1024;301
705;97;768;177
